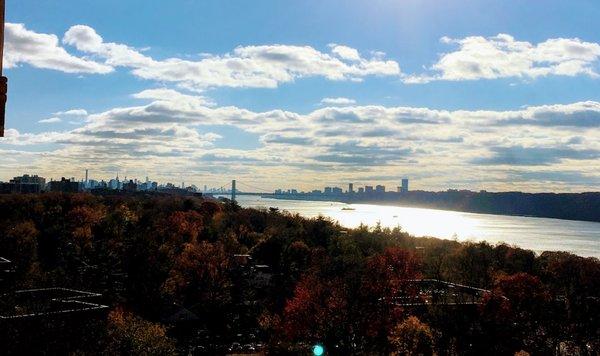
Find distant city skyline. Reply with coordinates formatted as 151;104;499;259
5;171;413;194
1;1;600;192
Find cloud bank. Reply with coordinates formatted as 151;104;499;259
2;90;599;191
3;23;400;90
7;24;600;87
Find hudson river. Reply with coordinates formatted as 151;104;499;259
230;195;600;258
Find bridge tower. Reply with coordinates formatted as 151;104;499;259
231;179;236;201
0;0;8;137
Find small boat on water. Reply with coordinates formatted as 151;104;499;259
341;207;356;211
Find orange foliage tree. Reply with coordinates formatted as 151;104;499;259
388;316;435;356
106;308;176;355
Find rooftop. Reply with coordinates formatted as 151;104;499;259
0;287;108;319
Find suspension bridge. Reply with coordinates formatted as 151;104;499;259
209;180;275;201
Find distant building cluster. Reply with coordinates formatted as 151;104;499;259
273;178;409;197
0;174;46;193
0;171;233;196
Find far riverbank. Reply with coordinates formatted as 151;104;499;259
258;190;600;223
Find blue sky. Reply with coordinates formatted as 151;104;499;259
2;0;600;191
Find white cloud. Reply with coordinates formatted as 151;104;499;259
4;23;113;74
407;34;600;83
38;117;62;123
320;97;356;106
2;128;69;145
132;88;214;107
329;44;361;61
62;25;401;90
63;25;153;68
53;109;88;116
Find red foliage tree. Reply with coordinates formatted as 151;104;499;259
493;272;550;317
162;241;231;312
281;272;351;351
362;247;420;300
358;247;421;344
479;272;552;354
281;247;420;352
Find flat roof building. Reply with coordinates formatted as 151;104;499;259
4;174;46;193
49;177;79;193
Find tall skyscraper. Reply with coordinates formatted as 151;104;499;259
401;178;409;193
348;183;354;193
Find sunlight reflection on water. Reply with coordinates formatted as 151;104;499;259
230;195;600;258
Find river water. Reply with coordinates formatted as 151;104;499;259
229;195;600;258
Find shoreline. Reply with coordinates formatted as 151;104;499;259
256;193;600;224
